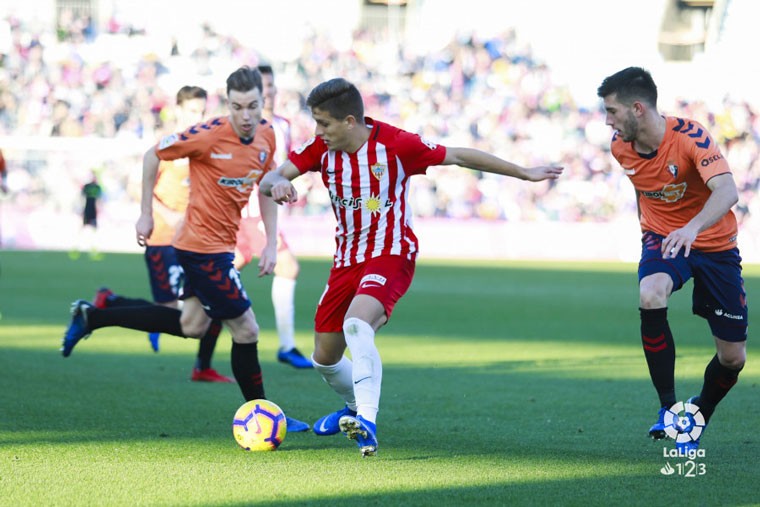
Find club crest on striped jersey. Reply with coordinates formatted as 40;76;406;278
370;163;386;181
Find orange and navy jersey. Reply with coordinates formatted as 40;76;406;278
154;116;276;253
146;158;190;246
611;116;737;252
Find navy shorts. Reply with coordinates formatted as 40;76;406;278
175;249;251;320
144;245;184;304
638;231;747;342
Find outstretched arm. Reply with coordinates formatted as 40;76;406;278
259;161;302;204
442;147;563;182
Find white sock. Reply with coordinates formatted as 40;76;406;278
312;355;356;411
271;276;296;351
343;317;381;423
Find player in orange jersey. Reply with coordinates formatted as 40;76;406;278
234;64;311;369
598;67;747;452
92;86;233;383
62;67;309;432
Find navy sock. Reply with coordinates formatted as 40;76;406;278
698;354;742;423
195;320;223;370
231;341;265;401
640;307;676;407
87;305;185;337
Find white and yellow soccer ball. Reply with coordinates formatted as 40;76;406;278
232;399;287;451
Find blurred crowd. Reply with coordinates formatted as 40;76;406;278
1;9;759;232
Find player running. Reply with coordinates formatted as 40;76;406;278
597;66;747;451
62;66;309;432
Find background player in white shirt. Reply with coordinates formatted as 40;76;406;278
233;65;312;369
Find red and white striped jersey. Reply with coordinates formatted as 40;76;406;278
289;118;446;267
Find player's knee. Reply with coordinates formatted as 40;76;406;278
639;286;668;309
724;357;745;370
231;324;259;345
312;350;334;365
718;349;746;370
179;311;212;338
313;333;346;365
180;319;207;338
274;255;299;279
639;274;672;309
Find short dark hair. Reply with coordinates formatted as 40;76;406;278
176;85;207;105
257;64;274;77
597;67;658;108
306;78;364;120
226;66;263;96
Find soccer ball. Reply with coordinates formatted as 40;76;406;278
232;399;287;451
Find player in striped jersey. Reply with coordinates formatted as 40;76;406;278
260;77;563;456
598;67;747;452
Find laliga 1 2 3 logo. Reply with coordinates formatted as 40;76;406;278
662;400;706;444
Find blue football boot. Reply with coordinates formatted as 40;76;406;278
61;300;93;357
339;415;378;457
649;406;668;440
277;347;313;369
313;405;357;436
285;416;311;433
148;333;160;352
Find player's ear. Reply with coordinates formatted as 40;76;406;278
345;115;358;129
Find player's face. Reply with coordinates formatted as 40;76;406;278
311;107;351;151
603;94;639;142
176;98;206;129
228;88;264;139
261;73;276;114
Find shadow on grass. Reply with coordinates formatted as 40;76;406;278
2;251;759;504
211;476;756;507
2;342;756;456
2;338;759;505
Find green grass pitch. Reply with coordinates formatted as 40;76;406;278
1;251;758;506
